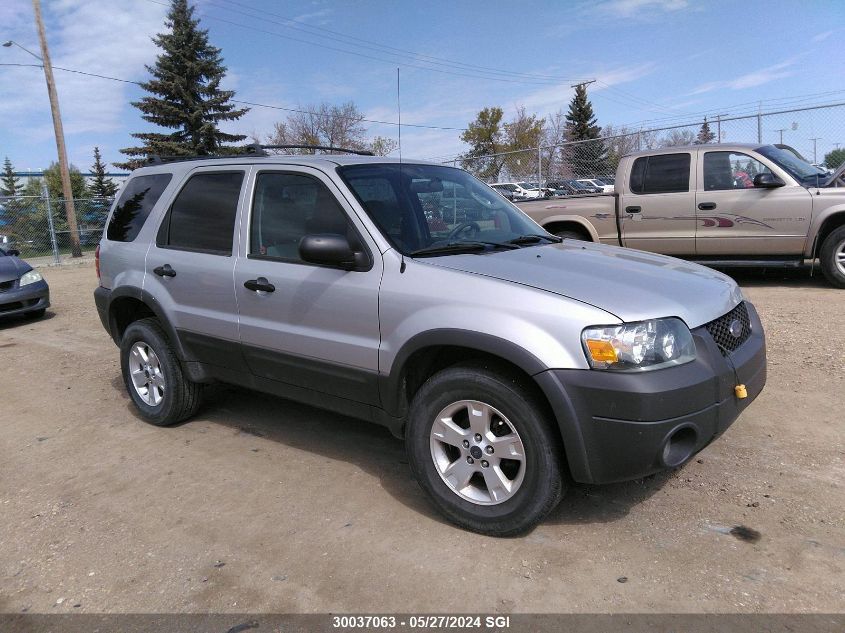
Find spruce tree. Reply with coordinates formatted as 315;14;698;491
118;0;249;169
564;85;608;178
1;157;21;197
90;147;118;199
695;118;716;144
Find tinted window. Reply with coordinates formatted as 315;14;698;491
159;172;244;254
106;174;172;242
630;154;690;194
703;152;772;191
250;172;357;262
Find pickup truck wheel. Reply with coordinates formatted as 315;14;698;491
819;226;845;288
405;362;565;536
120;317;203;426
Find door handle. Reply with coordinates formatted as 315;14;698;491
153;264;176;278
244;277;275;293
698;202;717;211
625;206;641;214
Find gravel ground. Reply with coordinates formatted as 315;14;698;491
0;263;842;614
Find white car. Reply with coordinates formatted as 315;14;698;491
492;182;542;199
576;178;614;193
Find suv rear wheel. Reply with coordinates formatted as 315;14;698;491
819;225;845;288
405;362;565;536
120;317;203;426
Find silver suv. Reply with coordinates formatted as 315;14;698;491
94;152;767;536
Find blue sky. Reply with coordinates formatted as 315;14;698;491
1;0;843;173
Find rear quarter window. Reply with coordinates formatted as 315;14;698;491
629;153;691;194
106;174;172;242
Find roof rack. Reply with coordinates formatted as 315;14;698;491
146;143;374;165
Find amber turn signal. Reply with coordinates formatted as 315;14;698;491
586;339;618;363
735;384;747;399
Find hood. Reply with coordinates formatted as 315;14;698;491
423;241;742;328
0;255;31;284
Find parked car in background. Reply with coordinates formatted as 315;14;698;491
0;245;50;319
519;143;845;288
546;180;599;196
491;182;541;199
490;183;529;201
577;178;614;193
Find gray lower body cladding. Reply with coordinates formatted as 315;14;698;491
536;303;766;484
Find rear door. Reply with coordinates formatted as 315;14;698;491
145;167;248;368
233;167;383;405
695;150;812;255
621;152;696;255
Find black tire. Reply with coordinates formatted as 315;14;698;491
27;308;46;319
120;317;203;426
819;225;845;288
405;362;565;536
554;229;587;241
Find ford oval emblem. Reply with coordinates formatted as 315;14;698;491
729;319;743;338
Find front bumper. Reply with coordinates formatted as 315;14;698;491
536;302;767;484
0;279;50;317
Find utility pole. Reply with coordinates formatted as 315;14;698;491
775;128;786;144
570;79;596;90
810;138;821;164
32;0;81;257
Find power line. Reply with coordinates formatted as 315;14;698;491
0;62;464;131
142;0;589;87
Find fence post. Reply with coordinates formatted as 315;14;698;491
757;113;762;144
537;146;542;187
41;181;60;264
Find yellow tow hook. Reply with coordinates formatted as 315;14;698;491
735;384;748;399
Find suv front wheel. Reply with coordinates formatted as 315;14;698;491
405;362;566;536
120;317;203;426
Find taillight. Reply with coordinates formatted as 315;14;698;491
95;243;101;282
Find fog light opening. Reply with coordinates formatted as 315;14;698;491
661;426;698;467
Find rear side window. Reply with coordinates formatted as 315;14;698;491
157;171;244;255
629;154;691;194
106;174;172;242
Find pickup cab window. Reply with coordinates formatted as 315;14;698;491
703;152;771;190
630;153;691;194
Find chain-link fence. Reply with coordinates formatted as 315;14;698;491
450;102;845;191
0;195;113;265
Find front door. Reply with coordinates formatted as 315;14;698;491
695;150;812;255
621;152;697;255
233;167;383;405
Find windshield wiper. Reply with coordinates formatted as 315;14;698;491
508;233;563;245
409;241;518;257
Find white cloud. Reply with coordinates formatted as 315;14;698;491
595;0;689;17
812;29;834;43
0;0;167;167
688;60;796;95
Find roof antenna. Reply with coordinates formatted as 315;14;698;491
397;67;406;274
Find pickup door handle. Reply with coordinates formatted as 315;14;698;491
625;206;641;214
153;264;176;278
244;277;275;293
698;202;717;211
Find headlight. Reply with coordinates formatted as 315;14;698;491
581;318;696;371
19;270;43;286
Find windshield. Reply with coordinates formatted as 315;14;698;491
338;164;546;256
756;144;827;183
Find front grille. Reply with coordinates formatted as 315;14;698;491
705;301;751;356
0;279;16;292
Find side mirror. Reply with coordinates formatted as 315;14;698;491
753;173;785;188
8;249;20;257
299;234;367;270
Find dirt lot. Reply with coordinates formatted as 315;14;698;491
1;263;843;614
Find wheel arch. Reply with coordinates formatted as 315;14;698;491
381;330;590;481
814;210;845;255
106;287;189;361
539;215;597;241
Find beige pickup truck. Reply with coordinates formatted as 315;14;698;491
519;143;845;287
